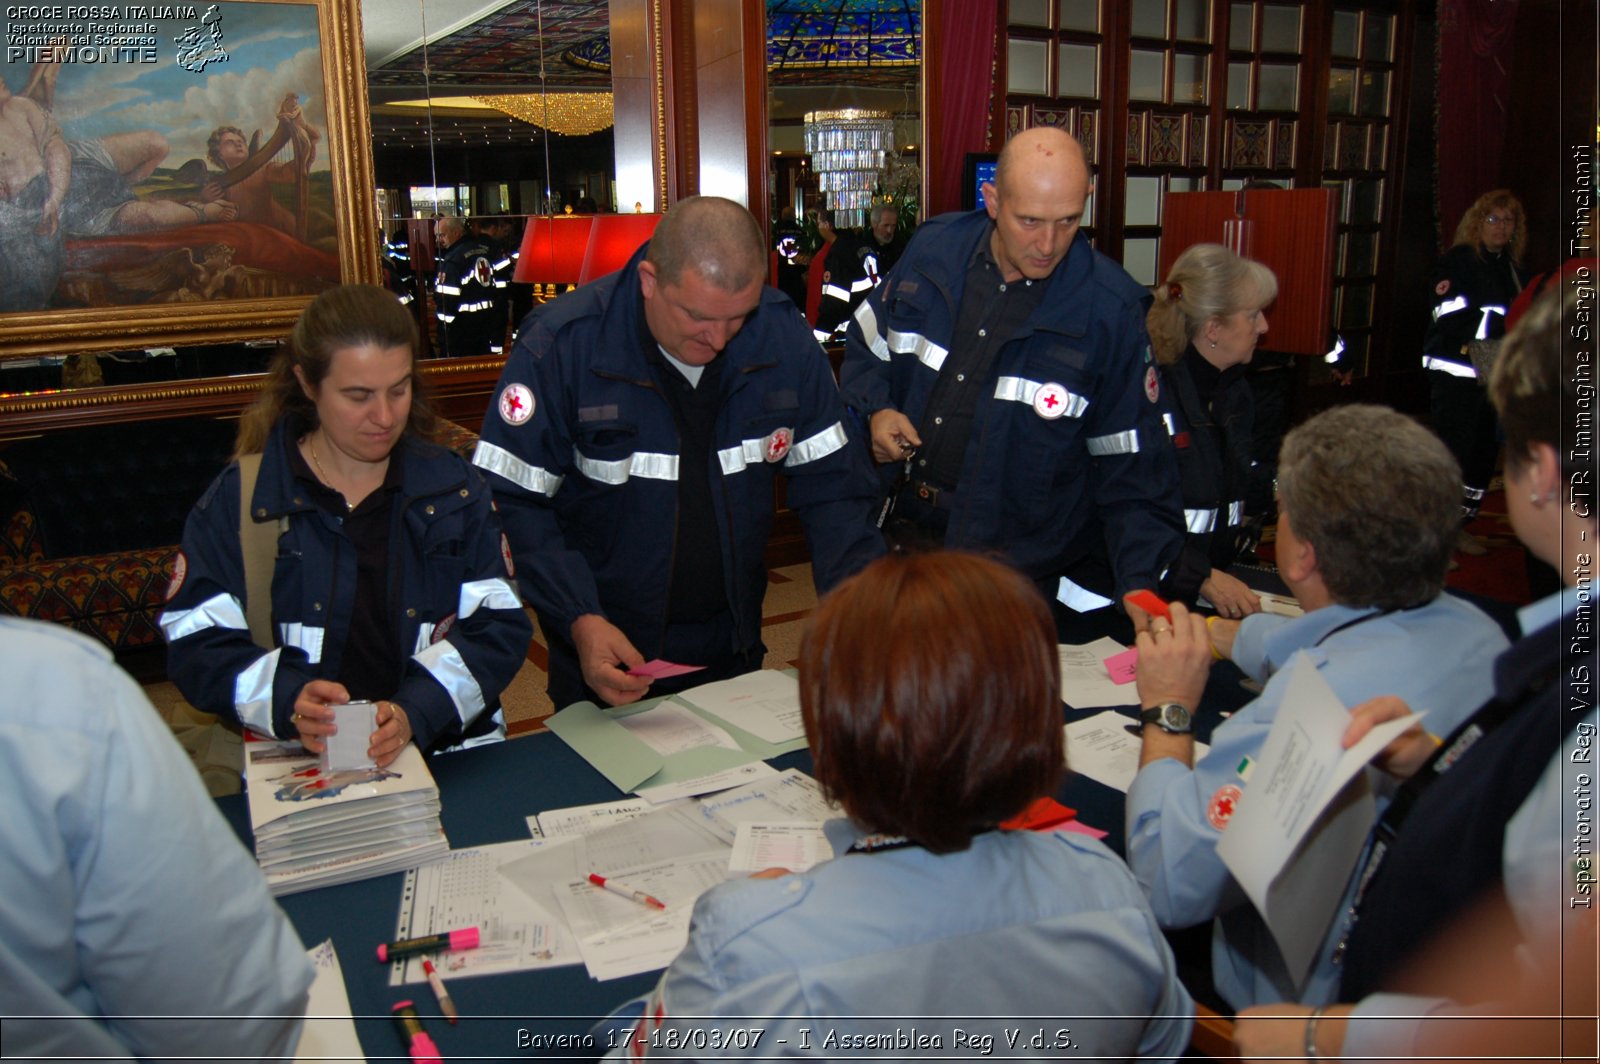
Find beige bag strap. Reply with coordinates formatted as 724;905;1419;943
236;452;286;652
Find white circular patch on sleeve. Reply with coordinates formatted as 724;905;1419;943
1032;382;1070;419
498;383;535;425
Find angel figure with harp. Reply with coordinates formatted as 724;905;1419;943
192;93;323;242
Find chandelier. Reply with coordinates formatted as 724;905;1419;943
804;108;894;229
474;93;615;136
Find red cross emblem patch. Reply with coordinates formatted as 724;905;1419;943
473;256;494;286
1435;279;1451;296
166;550;188;601
1032;381;1070;420
431;613;456;645
764;427;793;463
501;533;516;578
1144;365;1161;403
1207;783;1244;830
498;383;535;425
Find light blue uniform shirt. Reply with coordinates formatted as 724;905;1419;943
1126;594;1508;1010
604;819;1193;1060
1343;587;1589;1057
0;618;312;1060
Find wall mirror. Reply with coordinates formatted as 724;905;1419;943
765;1;922;237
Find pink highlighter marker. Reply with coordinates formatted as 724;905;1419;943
392;1001;443;1064
377;925;480;963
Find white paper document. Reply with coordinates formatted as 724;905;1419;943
530;798;660;839
615;701;742;755
694;768;841;841
1063;710;1210;793
1216;654;1423;985
728;821;831;874
634;760;780;804
1058;639;1142;709
555;853;731;938
674;671;806;744
389;840;578;986
582;805;731;875
576;906;696;982
294;940;363;1063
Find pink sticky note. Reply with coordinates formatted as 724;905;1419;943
629;659;707;679
1060;819;1109;840
1103;646;1139;685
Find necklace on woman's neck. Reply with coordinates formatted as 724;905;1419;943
307;433;354;512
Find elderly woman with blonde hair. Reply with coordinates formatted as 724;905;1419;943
1144;243;1278;617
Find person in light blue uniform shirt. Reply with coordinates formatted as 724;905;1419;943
601;552;1192;1060
1125;404;1508;1012
0;617;311;1060
1230;280;1597;1062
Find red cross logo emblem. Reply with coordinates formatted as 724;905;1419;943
473;256;494;285
166;550;188;601
1207;783;1244;830
1144;365;1161;404
1032;382;1070;420
498;383;535;425
764;427;793;463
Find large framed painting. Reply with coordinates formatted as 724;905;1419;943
0;0;377;357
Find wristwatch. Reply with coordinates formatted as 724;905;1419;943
1138;702;1194;735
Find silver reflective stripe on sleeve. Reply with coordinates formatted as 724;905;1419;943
437;283;462;295
1475;305;1507;340
574;449;679;485
1227;500;1245;527
474;441;565;497
1421;356;1478;379
459;577;521;619
414;640;486;729
1464;485;1486;500
1432;295;1468;320
849;277;876;293
718;438;765;475
1324;337;1346;363
1162;413;1178;435
822;283;850;302
813;328;832;343
1185;508;1218;534
277;622;324;664
886;328;949;373
785;422;848;467
159;591;247;641
1086;430;1140;455
855;300;891;359
993;376;1089;418
1056;576;1114;613
442;708;506;752
234;647;282;737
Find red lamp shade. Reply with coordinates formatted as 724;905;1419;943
513;215;596;284
577;214;664;284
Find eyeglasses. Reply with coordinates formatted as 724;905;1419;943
1484;214;1516;227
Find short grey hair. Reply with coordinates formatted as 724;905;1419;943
1277;404;1460;609
645;196;765;290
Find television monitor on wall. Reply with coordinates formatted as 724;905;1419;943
962;152;999;211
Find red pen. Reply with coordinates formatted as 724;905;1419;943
588;872;666;910
422;959;458;1024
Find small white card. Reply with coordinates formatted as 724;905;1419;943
321;701;377;772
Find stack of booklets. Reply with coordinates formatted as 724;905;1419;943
244;739;449;896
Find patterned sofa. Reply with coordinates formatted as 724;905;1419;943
0;416;482;678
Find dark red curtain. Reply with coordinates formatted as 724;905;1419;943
928;1;999;217
1436;0;1519;246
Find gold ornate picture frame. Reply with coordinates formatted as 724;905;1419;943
0;0;377;359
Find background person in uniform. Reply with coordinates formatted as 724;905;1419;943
0;617;312;1060
1146;243;1277;617
840;125;1183;625
474;214;519;353
1420;189;1530;555
814;201;908;340
602;551;1193;1060
162;285;530;763
1230;282;1598;1061
473;196;883;709
432;214;499;358
1124;404;1508;1012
